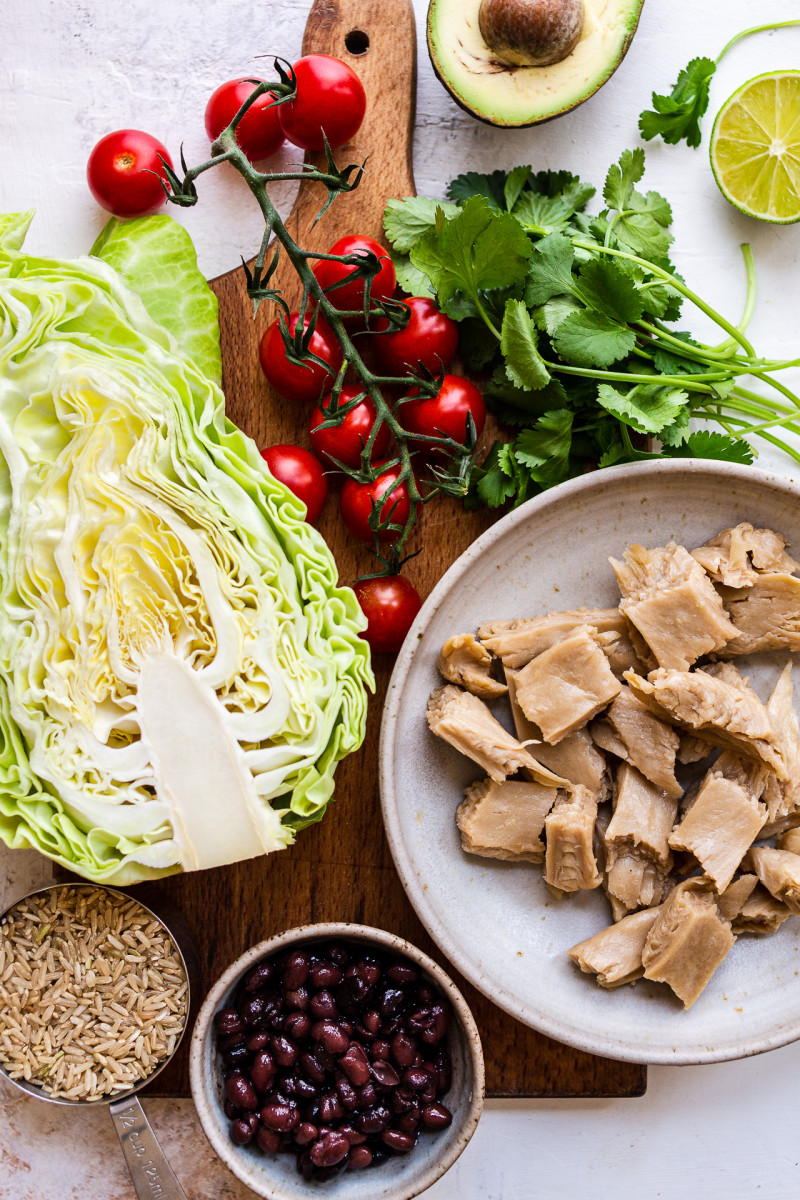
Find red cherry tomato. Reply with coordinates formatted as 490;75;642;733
86;129;173;218
402;375;486;451
340;464;411;544
313;236;396;317
259;312;343;403
204;78;284;161
354;576;422;654
260;445;328;524
375;297;459;378
309;385;391;469
278;55;367;151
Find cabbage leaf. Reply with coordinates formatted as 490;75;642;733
0;213;372;884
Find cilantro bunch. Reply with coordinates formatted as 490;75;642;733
384;148;800;510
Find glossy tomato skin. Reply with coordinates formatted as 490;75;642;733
340;464;411;544
260;445;328;524
309;385;391;469
278;55;367;152
402;375;486;450
259;312;343;403
354;576;422;654
313;236;396;317
375;298;459;378
204;78;284;161
86;129;173;218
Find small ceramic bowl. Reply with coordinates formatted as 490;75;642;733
190;922;485;1200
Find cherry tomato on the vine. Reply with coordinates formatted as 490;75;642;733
354;576;422;654
309;384;391;469
259;312;343;403
313;236;396;318
260;445;328;524
204;78;284;161
375;297;459;378
278;55;367;151
86;129;173;218
401;375;486;451
340;463;411;544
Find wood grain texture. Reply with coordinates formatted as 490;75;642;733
132;0;645;1098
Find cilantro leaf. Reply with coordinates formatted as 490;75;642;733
501;299;550;391
391;252;433;296
534;294;582;336
639;57;717;148
524;233;576;306
468;441;525;509
513;177;597;235
410;197;533;308
603;148;645;211
458;319;499;372
577;259;644;324
553;310;636;368
664;430;755;464
514;410;574;489
601;149;674;259
658;407;693;446
484;368;568;426
653;332;708;376
447;171;508;210
383;196;459;253
504;166;531;213
597;383;690;434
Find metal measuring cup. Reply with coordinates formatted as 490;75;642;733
0;883;191;1200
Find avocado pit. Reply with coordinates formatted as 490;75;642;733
478;0;585;69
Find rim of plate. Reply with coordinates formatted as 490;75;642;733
379;459;800;1065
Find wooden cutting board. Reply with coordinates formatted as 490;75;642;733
132;0;646;1099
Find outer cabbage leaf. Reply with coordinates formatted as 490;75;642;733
90;215;222;384
0;214;372;884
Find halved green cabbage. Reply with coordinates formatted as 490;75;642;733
0;212;372;884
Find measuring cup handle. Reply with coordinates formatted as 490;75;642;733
109;1095;189;1200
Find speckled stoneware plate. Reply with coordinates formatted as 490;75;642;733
380;460;800;1065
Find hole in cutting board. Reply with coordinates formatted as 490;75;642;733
345;29;370;55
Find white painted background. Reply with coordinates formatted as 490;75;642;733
2;1;800;1196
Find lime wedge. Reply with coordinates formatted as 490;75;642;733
710;71;800;224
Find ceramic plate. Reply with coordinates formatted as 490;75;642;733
379;461;800;1065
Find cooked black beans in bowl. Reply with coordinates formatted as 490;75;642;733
213;939;454;1181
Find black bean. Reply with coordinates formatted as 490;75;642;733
256;1125;281;1154
338;1043;370;1087
249;1050;276;1094
283;950;310;990
347;1145;373;1170
416;984;435;1005
311;1020;350;1056
284;986;310;1011
300;1051;327;1085
386;960;420;985
214;1008;244;1037
294;1122;318;1147
403;1067;433;1093
397;1113;420;1135
260;1102;300;1132
335;976;372;1013
222;1043;250;1067
298;1148;315;1181
421;1102;453;1130
243;961;274;993
357;1081;377;1109
391;1031;417;1068
391;1087;416;1115
309;961;343;988
225;1074;258;1111
218;1032;247;1052
370;1039;392;1063
309;990;338;1020
355;1105;390;1135
309;1130;350;1168
223;1099;241;1119
370;1060;400;1088
339;1122;367;1146
245;1031;271;1052
421;1003;450;1046
361;1009;381;1036
238;992;270;1028
382;1129;415;1153
319;1092;344;1123
230;1113;259;1145
271;1034;298;1068
284;1011;312;1042
433;1047;452;1095
326;942;350;968
379;987;405;1016
282;1075;318;1102
335;1076;358;1110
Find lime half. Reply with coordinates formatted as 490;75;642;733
710;71;800;224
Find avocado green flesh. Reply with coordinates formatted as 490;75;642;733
428;0;645;127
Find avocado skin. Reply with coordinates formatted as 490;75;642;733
427;0;645;128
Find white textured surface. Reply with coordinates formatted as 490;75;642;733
2;0;800;1196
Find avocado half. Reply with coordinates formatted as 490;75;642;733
427;0;645;127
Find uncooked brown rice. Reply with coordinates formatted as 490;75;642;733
0;886;187;1101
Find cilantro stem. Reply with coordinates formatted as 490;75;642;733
540;359;728;391
473;294;501;340
716;19;800;65
571;239;756;357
